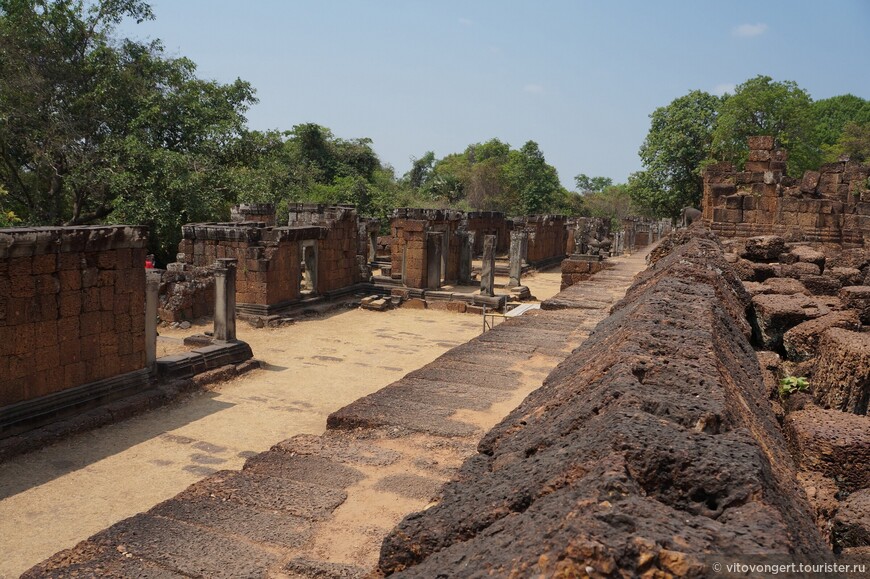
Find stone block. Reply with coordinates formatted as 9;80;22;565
782;310;861;362
800;275;841;296
740;236;787;262
759;277;808;296
402;298;427;309
745;160;770;173
748;149;771;162
751;293;830;351
784;404;870;492
789;246;826;269
829;267;864;286
840;286;870;324
813;328;870;415
781;262;821;279
833;489;870;548
748;135;775;150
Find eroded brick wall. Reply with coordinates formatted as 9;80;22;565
464;211;509;254
230;204;276;227
390;209;464;288
516;215;567;264
703;136;870;244
1;226;147;407
177;223;309;309
288;205;361;294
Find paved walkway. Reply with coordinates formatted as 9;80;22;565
17;249;653;578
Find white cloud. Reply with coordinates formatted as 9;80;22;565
713;83;736;96
459;17;472;27
733;23;768;37
523;84;545;95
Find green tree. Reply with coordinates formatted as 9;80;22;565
0;0;261;262
404;151;435;190
636;90;720;218
833;122;870;163
711;75;818;175
505;141;563;215
811;95;870;162
574;174;613;193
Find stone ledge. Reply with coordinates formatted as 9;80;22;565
0;368;153;439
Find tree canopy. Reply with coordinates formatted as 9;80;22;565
631;76;870;218
711;76;818;175
635;90;720;217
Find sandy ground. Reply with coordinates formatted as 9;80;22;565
0;268;562;578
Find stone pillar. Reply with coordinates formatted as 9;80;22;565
508;230;527;287
458;230;473;285
426;232;443;290
303;243;318;292
145;270;161;370
368;232;377;263
214;258;237;342
480;234;496;296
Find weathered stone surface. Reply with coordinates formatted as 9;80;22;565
24;513;278;578
751;293;830;351
378;231;829;577
784;404;870;493
760;277;808;296
789;245;827;270
751;261;783;281
781;261;822;279
840;286;870;324
783;311;861;362
731;257;756;281
829;267;864;286
827;248;870;271
797;470;841;546
740;235;787;262
813;328;870;415
801;274;842;296
833;489;870;548
283;558;367;578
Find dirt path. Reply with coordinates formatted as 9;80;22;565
0;269;564;578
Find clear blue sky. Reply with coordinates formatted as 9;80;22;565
119;0;870;189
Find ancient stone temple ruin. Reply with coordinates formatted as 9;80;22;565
164;204;365;319
703;135;870;244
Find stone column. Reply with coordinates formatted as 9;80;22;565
368;232;377;263
214;258;237;342
458;230;473;285
426;232;443;290
508;230;527;287
145;270;161;371
480;234;496;296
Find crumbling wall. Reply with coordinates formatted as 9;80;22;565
288;204;361;294
389;209;463;289
1;226;148;407
177;223;309;311
230;203;276;227
157;267;214;323
378;228;833;576
703;136;870;244
515;214;567;265
464;211;509;254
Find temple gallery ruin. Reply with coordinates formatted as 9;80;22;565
1;138;869;577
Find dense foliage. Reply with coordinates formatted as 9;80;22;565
632;75;870;218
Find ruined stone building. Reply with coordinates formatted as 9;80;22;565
164;204;366;319
703;135;870;244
